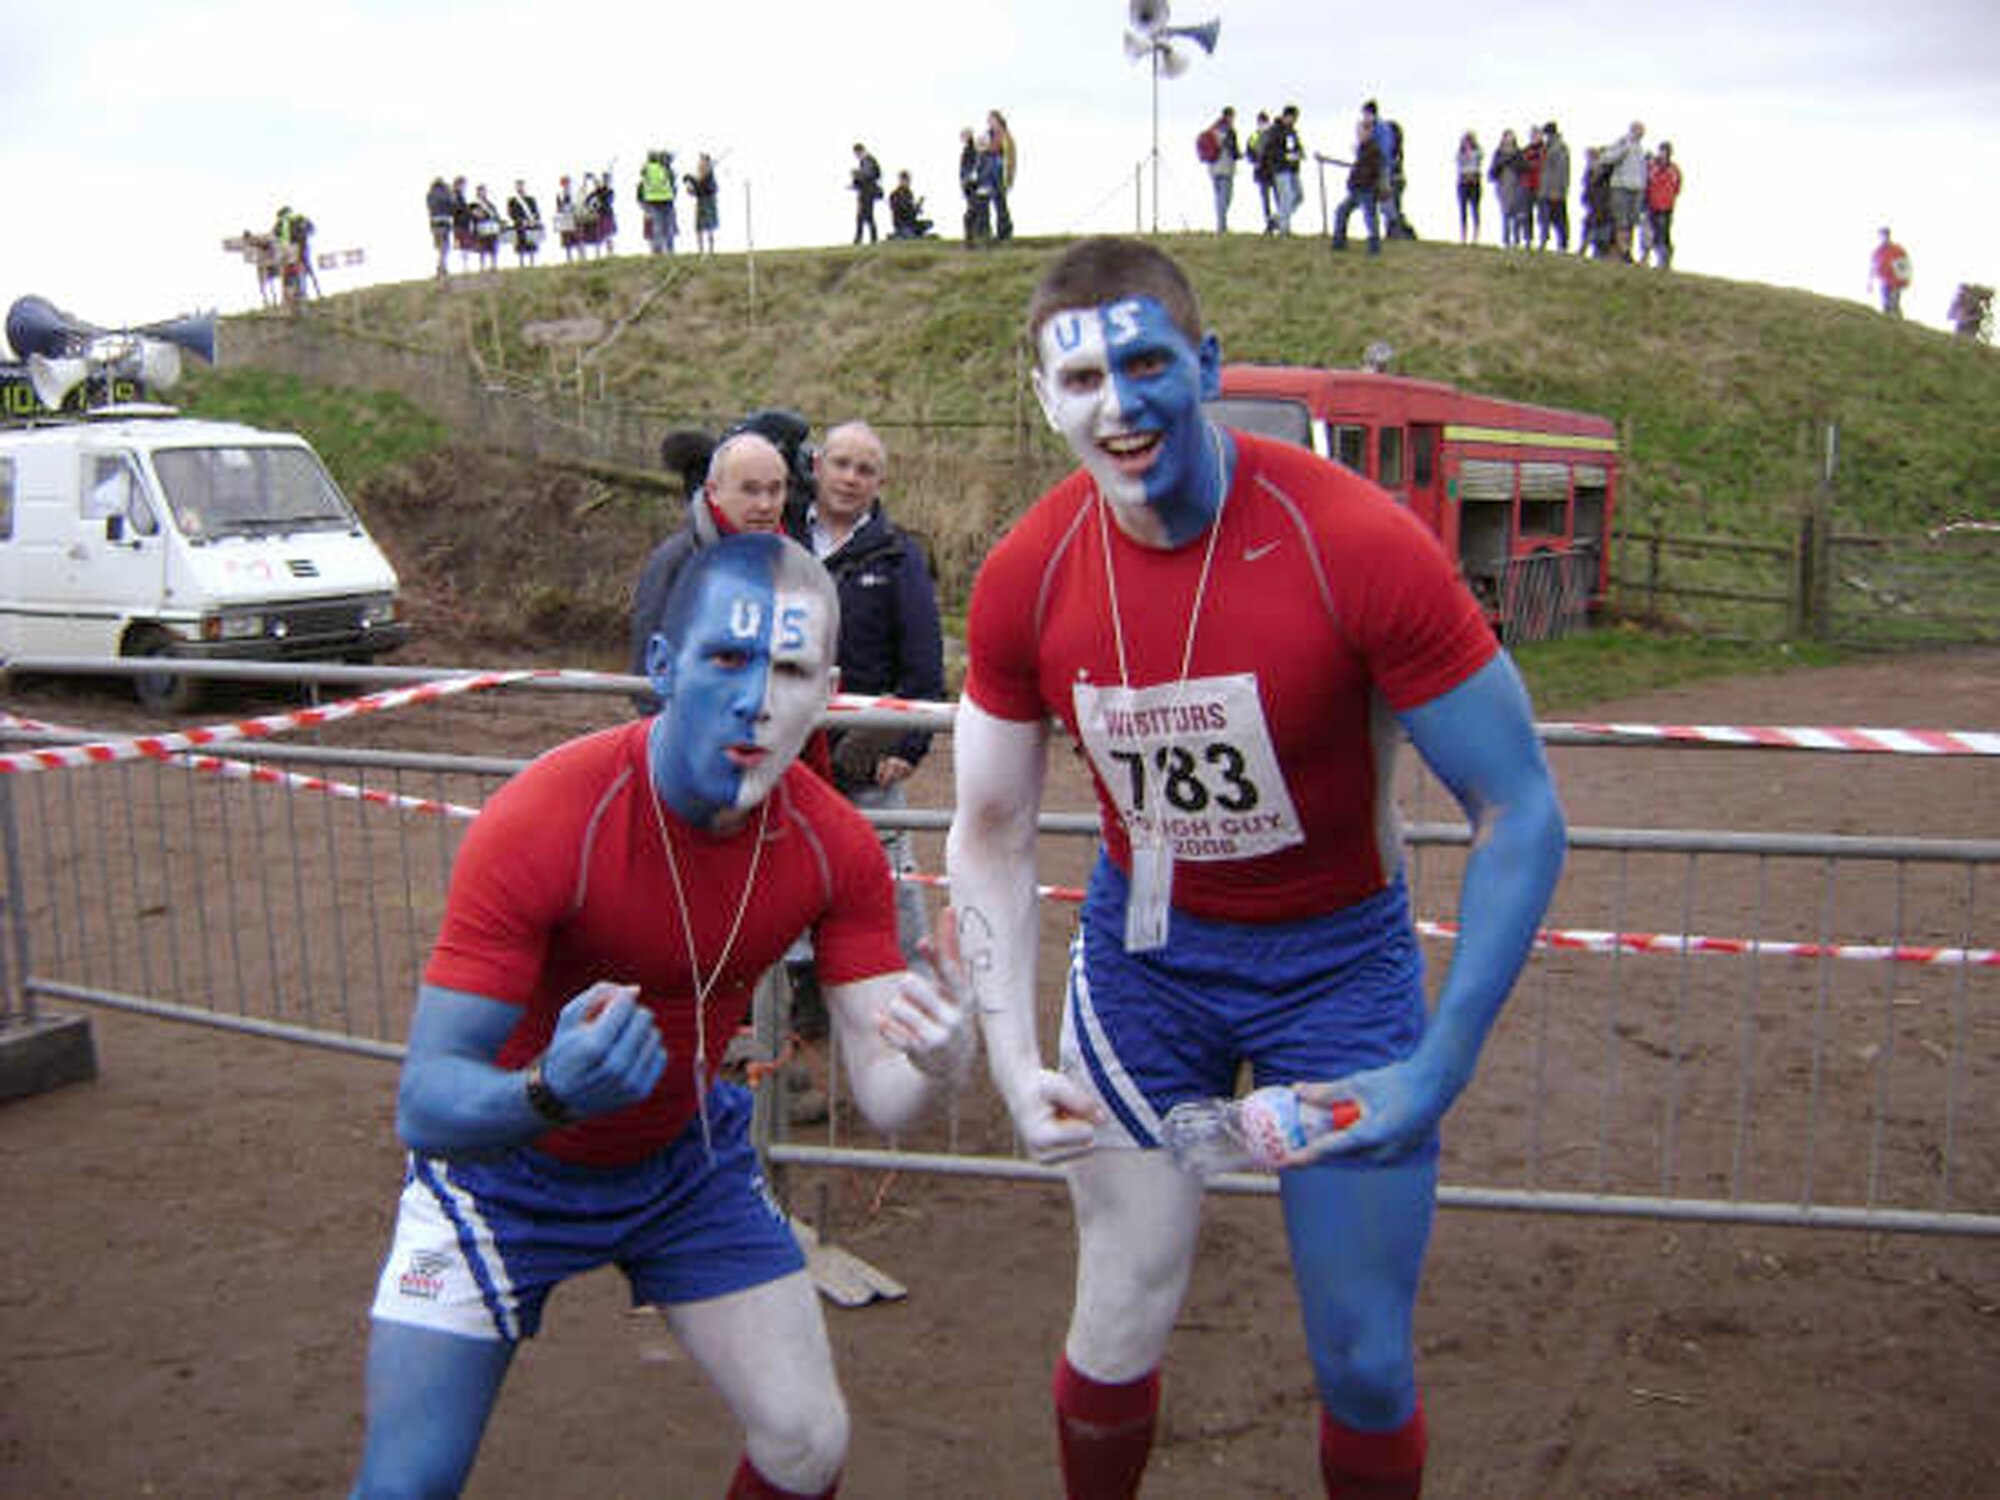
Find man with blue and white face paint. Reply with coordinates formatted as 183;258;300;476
353;534;973;1500
950;238;1566;1497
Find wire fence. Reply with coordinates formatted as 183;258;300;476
2;662;1994;1239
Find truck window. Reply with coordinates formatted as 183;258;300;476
1412;427;1437;486
89;455;160;537
1379;427;1406;487
1328;424;1367;472
1201;396;1312;450
83;456;134;520
0;457;12;540
152;445;357;539
1519;460;1569;537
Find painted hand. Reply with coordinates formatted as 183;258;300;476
879;919;975;1083
541;982;668;1118
1289;1059;1452;1166
1008;1069;1106;1165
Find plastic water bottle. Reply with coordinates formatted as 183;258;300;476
1160;1085;1361;1177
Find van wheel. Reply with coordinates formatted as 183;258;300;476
126;628;204;715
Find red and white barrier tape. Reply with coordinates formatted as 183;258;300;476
1;707;484;820
3;678;1990;967
0;669;542;776
1420;919;1998;970
1542;721;2000;755
815;685;1999;757
902;871;1994;967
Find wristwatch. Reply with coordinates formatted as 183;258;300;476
523;1056;572;1126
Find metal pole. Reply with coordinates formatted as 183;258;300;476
1150;48;1161;233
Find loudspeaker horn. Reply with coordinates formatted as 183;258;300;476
1159;46;1191;78
137;310;218;368
137;341;184;391
1168;18;1219;53
1129;0;1169;34
27;353;90;411
1122;27;1155;59
6;295;100;361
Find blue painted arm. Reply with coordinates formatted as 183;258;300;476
395;981;667;1156
1299;652;1565;1161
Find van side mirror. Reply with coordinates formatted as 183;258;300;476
105;513;125;543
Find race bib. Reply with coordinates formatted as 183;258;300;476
1073;673;1303;863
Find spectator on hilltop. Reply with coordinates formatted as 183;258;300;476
554;175;584;263
1870;227;1912;317
1595;120;1648;261
425;176;455;280
685;154;719;254
471;185;504;272
1198;105;1240;233
888;170;934;239
1520;126;1545;249
1537;121;1571;252
449;176;474;271
1644;141;1682;269
585;172;618;257
1260;103;1304;234
850;143;884;245
506;179;543;267
958;127;983;245
1577;147;1615;258
1246;110;1274;232
986;110;1017;241
638;150;679;255
1330;109;1388;255
1456;130;1483;243
1489;129;1526;248
1362;100;1406;239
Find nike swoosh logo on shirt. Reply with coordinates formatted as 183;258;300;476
1242;541;1280;562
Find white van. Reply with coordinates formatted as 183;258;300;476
0;405;407;710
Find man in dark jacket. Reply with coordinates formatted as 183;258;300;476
1330;112;1387;254
791;421;945;976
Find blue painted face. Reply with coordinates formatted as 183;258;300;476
645;551;832;828
1033;295;1227;544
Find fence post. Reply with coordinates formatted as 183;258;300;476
1809;421;1837;640
1646;527;1660;620
0;774;98;1100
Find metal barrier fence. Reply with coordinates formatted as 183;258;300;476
2;661;1994;1239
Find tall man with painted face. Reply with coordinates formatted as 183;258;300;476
353;534;973;1500
947;238;1565;1498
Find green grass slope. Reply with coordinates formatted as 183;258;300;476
179;233;1998;695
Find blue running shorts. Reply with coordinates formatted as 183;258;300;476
1059;855;1436;1163
367;1083;802;1342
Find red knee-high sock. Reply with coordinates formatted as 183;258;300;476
726;1454;839;1499
1052;1356;1161;1500
1319;1399;1426;1499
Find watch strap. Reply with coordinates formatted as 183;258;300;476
524;1056;571;1125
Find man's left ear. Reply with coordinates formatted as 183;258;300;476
643;633;676;696
1198;332;1224;400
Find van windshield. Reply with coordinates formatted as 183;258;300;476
151;445;359;540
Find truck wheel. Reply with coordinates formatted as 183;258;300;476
126;627;205;715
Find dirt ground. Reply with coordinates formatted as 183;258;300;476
2;650;1997;1498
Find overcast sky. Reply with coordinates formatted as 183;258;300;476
3;0;1996;341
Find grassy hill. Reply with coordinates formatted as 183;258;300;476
177;232;2000;698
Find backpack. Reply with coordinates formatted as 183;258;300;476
1195;126;1221;164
